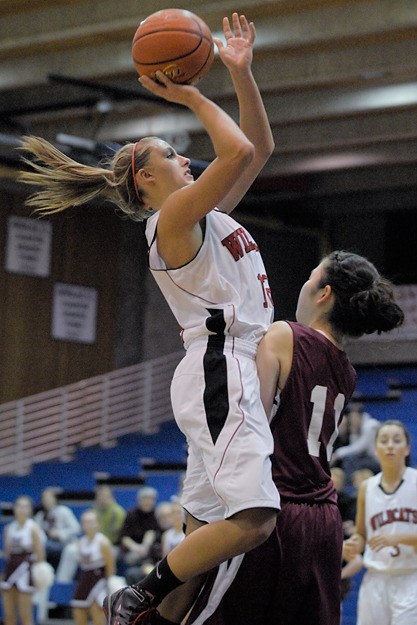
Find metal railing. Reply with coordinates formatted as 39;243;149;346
0;351;184;476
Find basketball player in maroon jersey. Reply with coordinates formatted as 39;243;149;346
185;251;404;625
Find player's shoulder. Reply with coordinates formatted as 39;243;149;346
267;319;293;337
264;320;293;347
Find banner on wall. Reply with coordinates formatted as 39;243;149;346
5;215;52;277
355;284;417;342
52;283;98;344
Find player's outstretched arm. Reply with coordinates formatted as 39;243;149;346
215;13;275;213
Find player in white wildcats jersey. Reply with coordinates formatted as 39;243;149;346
0;496;45;625
344;420;417;625
18;13;280;625
363;468;417;574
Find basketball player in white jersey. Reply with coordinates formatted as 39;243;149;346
19;13;280;625
0;496;45;625
344;420;417;625
71;510;114;625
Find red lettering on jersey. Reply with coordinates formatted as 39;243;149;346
370;507;417;530
258;273;274;308
238;228;259;253
221;227;259;261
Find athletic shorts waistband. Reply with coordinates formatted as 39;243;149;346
186;335;258;359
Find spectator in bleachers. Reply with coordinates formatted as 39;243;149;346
351;467;375;492
71;509;114;625
344;420;417;625
0;495;45;625
117;487;161;582
160;502;185;559
331;403;380;485
331;467;357;539
331;467;364;603
130;501;177;579
93;485;126;547
341;468;374;587
34;487;81;572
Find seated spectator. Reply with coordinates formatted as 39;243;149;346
331;403;380;484
331;467;357;539
34;487;80;571
71;509;114;625
117;486;161;583
93;485;126;547
333;411;350;451
331;467;365;602
351;467;375;493
160;501;185;558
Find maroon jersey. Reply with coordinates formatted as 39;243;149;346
271;321;356;503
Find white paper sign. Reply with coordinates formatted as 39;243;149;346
5;215;51;277
52;283;98;344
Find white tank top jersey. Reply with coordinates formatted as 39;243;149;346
6;519;37;554
363;466;417;574
78;532;106;571
146;209;274;349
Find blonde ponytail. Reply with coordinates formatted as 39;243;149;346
19;136;153;222
19;136;117;215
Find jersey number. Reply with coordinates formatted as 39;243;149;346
307;385;345;460
257;273;273;308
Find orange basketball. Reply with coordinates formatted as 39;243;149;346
132;9;214;85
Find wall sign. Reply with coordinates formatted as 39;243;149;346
6;215;52;277
52;283;98;344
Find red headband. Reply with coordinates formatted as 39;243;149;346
131;142;140;200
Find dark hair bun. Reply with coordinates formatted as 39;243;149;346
350;280;404;335
322;251;405;339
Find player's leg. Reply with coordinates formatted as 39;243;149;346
72;606;89;625
91;600;107;625
165;507;276;580
157;512;207;624
2;588;18;625
389;572;417;625
17;590;35;625
357;572;390;625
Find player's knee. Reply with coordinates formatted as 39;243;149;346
252;509;277;546
234;507;277;551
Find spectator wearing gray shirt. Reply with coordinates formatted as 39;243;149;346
34;487;81;571
331;404;380;485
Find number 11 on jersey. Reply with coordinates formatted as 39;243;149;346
308;385;345;460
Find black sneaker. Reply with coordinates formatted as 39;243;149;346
103;585;156;625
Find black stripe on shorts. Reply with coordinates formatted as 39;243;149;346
203;309;229;445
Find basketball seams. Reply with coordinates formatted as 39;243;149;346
132;30;212;45
133;36;212;66
186;46;215;84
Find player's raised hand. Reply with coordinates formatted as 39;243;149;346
214;13;255;71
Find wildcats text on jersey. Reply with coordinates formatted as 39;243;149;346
221;227;259;261
371;507;417;530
